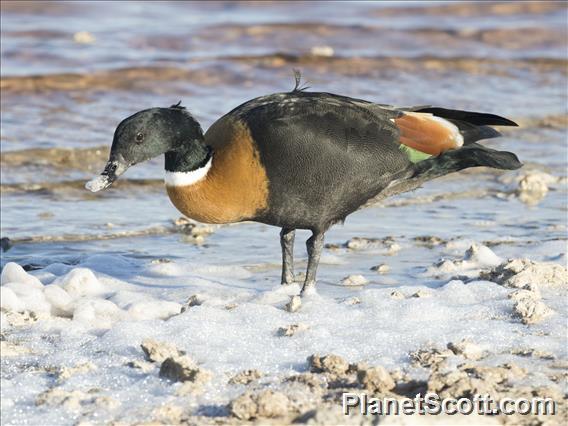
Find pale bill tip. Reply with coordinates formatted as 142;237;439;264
85;175;109;192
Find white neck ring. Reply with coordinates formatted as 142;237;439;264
164;155;213;187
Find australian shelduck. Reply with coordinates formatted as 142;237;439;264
86;75;521;295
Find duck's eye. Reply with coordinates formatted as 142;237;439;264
135;132;144;143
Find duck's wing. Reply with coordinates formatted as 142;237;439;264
226;90;517;162
397;105;518;148
229;91;402;147
356;101;517;158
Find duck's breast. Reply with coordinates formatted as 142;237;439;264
166;119;269;224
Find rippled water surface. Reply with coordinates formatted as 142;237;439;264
1;0;567;287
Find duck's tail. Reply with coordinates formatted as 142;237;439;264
395;106;519;158
374;108;522;202
411;142;522;182
371;143;521;205
393;105;522;177
411;106;518;146
398;106;518;149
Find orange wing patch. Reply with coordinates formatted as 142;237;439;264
394;112;464;156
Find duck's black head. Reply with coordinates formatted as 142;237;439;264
86;103;204;192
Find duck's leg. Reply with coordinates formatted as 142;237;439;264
280;228;296;285
301;231;325;294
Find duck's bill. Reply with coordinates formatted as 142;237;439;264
85;159;129;192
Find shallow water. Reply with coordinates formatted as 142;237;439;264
1;1;566;266
1;2;567;425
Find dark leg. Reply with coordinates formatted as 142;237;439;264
280;228;295;285
301;231;325;294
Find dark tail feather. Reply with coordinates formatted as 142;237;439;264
415;107;518;127
374;144;521;202
448;120;503;145
413;143;522;181
413;106;517;144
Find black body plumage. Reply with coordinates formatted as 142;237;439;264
243;93;408;231
216;90;520;233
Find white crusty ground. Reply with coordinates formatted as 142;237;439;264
1;168;567;425
1;238;566;425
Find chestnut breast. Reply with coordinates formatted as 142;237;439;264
166;119;269;224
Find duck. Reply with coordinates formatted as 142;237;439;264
86;74;521;294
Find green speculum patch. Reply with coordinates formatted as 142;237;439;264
399;144;432;163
